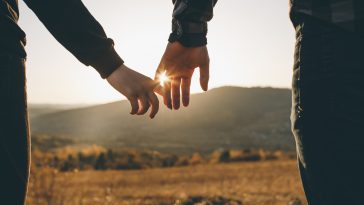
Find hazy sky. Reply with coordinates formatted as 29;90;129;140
18;0;295;104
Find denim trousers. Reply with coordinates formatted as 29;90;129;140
0;53;30;205
291;15;364;205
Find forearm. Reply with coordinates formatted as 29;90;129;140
169;0;218;47
24;0;123;78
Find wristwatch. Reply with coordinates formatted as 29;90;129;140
169;18;208;47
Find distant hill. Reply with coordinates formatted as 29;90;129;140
28;104;87;120
30;87;295;155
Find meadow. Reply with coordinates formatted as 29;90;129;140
26;160;306;205
27;87;304;205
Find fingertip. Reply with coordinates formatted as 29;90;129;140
166;97;172;110
149;113;156;119
163;83;172;110
148;93;159;119
181;78;191;108
137;108;149;115
201;81;208;91
199;63;209;91
182;98;189;107
171;77;181;111
163;96;172;110
150;105;159;118
129;99;139;115
141;94;152;115
173;99;180;110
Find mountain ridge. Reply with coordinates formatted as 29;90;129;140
30;86;295;155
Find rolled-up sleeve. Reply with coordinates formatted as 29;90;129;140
169;0;218;47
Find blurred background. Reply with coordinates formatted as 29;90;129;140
19;0;306;204
20;0;295;104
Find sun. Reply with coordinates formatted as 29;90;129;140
158;71;169;87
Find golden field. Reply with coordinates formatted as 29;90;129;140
26;160;307;205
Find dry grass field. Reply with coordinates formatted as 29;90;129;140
26;160;307;205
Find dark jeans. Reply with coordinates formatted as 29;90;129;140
291;15;364;205
0;53;30;205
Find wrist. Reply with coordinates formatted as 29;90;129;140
169;33;207;47
106;64;127;82
169;18;208;47
92;46;124;79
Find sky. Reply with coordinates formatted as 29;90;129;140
18;0;296;104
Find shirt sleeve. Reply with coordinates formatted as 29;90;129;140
23;0;123;78
169;0;218;47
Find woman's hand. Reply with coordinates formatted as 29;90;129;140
107;64;159;118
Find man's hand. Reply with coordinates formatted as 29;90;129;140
107;64;159;119
155;42;210;110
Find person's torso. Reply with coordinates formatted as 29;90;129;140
0;0;26;57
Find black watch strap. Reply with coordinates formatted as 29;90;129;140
169;18;208;47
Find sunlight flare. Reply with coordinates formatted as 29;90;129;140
158;71;169;87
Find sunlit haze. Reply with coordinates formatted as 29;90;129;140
158;71;168;87
19;0;295;104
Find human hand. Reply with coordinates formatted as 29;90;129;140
155;42;210;110
107;64;159;118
